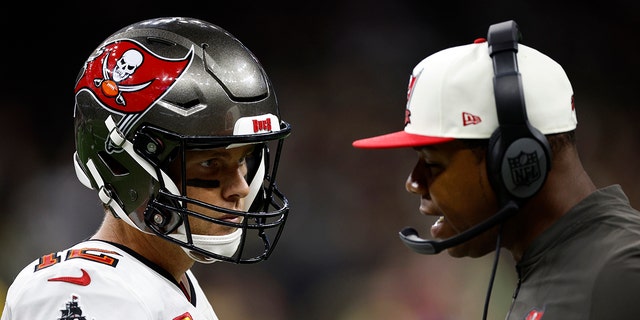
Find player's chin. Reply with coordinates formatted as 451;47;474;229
212;225;240;236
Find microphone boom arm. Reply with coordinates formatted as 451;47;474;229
398;201;519;255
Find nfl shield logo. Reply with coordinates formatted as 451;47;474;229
508;151;541;186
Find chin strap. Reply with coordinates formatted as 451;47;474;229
170;228;243;264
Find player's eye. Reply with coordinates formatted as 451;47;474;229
200;159;220;168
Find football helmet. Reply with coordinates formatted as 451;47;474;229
73;17;291;264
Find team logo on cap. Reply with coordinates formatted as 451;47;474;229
404;109;411;126
75;39;192;114
404;74;418;126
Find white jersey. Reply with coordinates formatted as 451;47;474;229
1;240;218;320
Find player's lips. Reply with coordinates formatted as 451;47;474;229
218;214;243;224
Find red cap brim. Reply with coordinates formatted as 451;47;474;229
352;131;455;149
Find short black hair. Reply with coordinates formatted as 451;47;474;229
460;130;576;161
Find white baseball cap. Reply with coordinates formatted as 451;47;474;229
352;38;576;149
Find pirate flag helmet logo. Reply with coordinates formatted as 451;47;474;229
75;39;192;113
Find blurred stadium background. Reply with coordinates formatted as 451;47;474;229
1;1;638;319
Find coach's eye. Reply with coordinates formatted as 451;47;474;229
423;161;444;177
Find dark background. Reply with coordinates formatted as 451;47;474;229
1;1;639;319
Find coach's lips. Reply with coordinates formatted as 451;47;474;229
430;216;445;239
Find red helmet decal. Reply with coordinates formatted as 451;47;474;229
75;39;192;113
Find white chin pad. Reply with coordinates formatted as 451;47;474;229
170;229;242;264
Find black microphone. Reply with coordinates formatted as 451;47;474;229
398;201;519;255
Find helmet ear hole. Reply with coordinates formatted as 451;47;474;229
97;151;130;176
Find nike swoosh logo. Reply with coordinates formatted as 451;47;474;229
48;268;91;286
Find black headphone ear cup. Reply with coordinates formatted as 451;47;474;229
495;130;551;205
486;125;551;206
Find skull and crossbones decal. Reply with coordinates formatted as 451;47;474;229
93;49;152;106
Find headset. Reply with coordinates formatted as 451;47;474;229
399;20;552;255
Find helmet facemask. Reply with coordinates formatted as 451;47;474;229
141;124;290;264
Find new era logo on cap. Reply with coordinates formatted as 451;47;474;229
462;112;482;126
353;39;576;149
